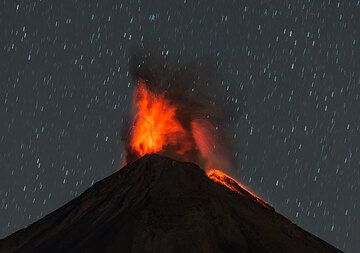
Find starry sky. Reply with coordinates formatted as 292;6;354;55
1;1;359;252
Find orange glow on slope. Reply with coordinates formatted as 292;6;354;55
129;80;192;157
207;169;271;209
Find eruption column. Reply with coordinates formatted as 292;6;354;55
126;79;269;208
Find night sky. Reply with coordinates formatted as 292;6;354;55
1;1;359;252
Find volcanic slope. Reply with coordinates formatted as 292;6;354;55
0;154;342;253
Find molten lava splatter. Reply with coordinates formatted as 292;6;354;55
129;80;192;157
207;169;271;209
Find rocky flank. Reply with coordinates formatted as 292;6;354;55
0;154;343;253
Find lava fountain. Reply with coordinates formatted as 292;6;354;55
129;80;192;157
127;79;223;167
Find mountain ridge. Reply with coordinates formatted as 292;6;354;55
0;154;343;253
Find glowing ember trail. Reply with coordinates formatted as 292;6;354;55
207;169;271;209
129;80;192;157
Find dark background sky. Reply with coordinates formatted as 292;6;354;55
1;1;359;252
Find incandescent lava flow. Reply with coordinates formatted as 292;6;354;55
125;78;270;208
207;169;271;209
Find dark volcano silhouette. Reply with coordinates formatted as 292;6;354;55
0;154;342;253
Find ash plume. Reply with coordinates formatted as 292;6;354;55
122;50;245;171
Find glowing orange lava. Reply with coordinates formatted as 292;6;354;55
129;80;192;157
128;80;270;209
207;169;271;209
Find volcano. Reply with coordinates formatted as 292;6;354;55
0;155;342;253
